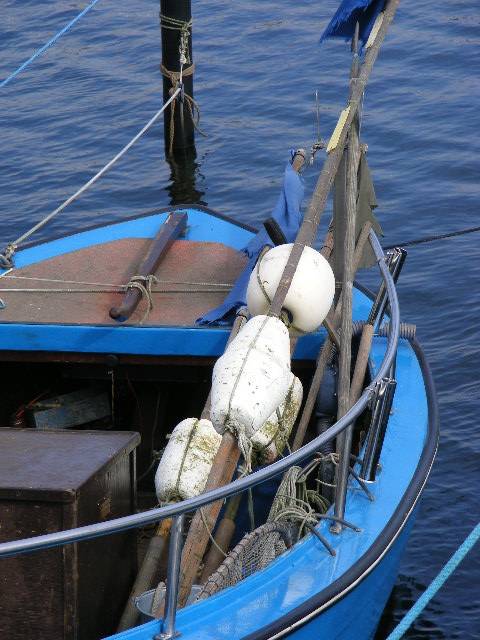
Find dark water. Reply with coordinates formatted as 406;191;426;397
1;1;479;638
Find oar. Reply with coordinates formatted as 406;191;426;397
109;211;187;322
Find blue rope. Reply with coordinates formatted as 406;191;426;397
0;0;102;88
387;522;480;639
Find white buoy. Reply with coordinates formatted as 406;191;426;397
155;418;222;503
210;315;294;438
251;375;303;465
246;244;335;334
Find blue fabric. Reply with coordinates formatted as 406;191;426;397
197;159;304;325
320;0;386;47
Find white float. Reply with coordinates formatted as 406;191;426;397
210;315;293;438
155;418;221;503
246;243;335;334
251;375;303;465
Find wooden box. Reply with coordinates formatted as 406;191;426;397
0;428;140;640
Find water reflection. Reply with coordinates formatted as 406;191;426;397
164;147;207;207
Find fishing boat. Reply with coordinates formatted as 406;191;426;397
0;0;438;639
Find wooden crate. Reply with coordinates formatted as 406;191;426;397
0;428;140;640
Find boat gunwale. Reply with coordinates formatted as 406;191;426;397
242;325;439;639
14;204;258;253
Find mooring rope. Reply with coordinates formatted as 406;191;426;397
386;522;480;639
160;63;205;155
0;274;234;288
0;88;180;269
1;0;102;88
383;225;480;250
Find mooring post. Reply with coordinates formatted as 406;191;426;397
160;0;195;155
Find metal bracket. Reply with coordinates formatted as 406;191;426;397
360;378;397;481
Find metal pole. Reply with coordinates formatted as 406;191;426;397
156;514;185;640
160;0;195;154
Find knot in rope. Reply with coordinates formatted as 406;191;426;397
160;63;205;155
126;274;158;324
0;243;17;269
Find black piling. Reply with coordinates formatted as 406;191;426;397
160;0;195;155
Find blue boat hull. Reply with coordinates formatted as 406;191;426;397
106;334;438;640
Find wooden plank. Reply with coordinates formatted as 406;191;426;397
109;212;188;321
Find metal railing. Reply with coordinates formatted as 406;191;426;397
0;230;399;637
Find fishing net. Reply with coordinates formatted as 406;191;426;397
195;521;295;601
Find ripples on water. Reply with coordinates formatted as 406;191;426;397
1;1;479;638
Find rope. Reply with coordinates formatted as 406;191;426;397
125;275;157;324
0;88;180;268
160;64;205;155
200;508;228;559
1;0;102;88
0;286;231;294
383;225;480;250
386;522;480;639
0;274;234;288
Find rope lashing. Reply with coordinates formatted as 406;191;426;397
125;274;158;324
0;0;102;88
159;14;193;65
386;522;480;639
0;88;180;268
160;63;205;155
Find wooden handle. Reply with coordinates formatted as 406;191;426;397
109;212;187;322
178;432;241;606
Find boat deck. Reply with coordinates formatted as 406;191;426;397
0;239;246;327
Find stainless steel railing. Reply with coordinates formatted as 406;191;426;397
0;230;399;638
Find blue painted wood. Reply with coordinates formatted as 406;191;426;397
105;338;428;639
0;208;372;358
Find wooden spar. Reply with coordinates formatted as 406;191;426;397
332;154;347;304
177;152;306;607
291;221;371;452
109;212;187;321
117;518;172;631
331;21;362;532
332;99;361;532
267;0;401;321
200;493;242;582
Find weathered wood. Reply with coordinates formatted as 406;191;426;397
267;0;400;321
200;493;242;582
109;212;187;321
332;115;360;531
333;153;347;304
349;323;375;405
178;432;241;606
117;518;172;631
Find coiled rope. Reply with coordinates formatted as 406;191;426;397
1;0;102;88
386;522;480;639
0;87;180;269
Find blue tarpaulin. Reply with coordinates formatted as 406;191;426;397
320;0;386;47
197;158;304;325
